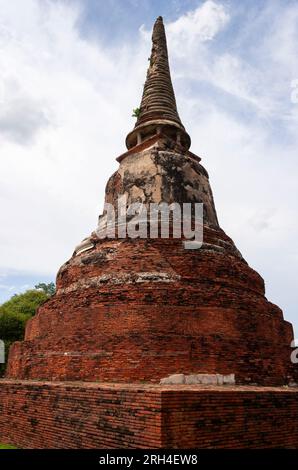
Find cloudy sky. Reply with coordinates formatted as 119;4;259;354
0;0;297;333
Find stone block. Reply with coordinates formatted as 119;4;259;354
184;374;218;385
160;374;185;384
223;374;235;385
216;374;224;385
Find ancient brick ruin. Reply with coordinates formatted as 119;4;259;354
1;16;297;449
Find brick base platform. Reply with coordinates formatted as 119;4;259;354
0;380;298;448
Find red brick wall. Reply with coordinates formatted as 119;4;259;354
162;388;298;448
6;235;296;386
0;380;162;449
6;147;296;387
0;380;298;449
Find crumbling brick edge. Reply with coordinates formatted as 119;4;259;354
0;380;298;449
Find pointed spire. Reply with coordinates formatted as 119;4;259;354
126;16;190;150
136;16;182;127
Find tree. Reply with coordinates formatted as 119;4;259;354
0;312;28;342
35;282;56;296
0;287;53;376
0;289;49;318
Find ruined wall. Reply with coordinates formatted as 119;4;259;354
1;380;298;449
105;145;219;227
162;386;298;448
6;233;295;385
0;381;161;449
5;146;297;386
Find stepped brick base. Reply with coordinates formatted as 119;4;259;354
6;147;297;388
0;380;298;449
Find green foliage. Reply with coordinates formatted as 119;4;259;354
0;315;27;342
132;107;141;118
35;282;56;296
0;443;18;449
0;287;53;376
0;290;48;318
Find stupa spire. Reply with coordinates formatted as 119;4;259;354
126;16;191;150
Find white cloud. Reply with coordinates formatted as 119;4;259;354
167;0;230;45
0;78;50;144
140;0;229;60
0;284;15;292
163;1;298;122
0;0;149;274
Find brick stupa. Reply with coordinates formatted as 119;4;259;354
1;17;298;449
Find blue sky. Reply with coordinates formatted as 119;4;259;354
76;0;202;39
0;0;297;336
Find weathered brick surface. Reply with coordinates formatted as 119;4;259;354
0;380;298;449
0;380;162;449
6;232;296;386
126;17;191;150
161;386;298;448
2;16;297;451
5;140;296;386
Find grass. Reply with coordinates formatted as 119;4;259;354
0;443;17;449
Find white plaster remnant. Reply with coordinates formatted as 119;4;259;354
57;271;181;295
160;373;235;385
160;374;185;385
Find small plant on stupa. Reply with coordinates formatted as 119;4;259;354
132;107;141;118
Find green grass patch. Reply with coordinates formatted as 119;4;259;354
0;443;17;449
